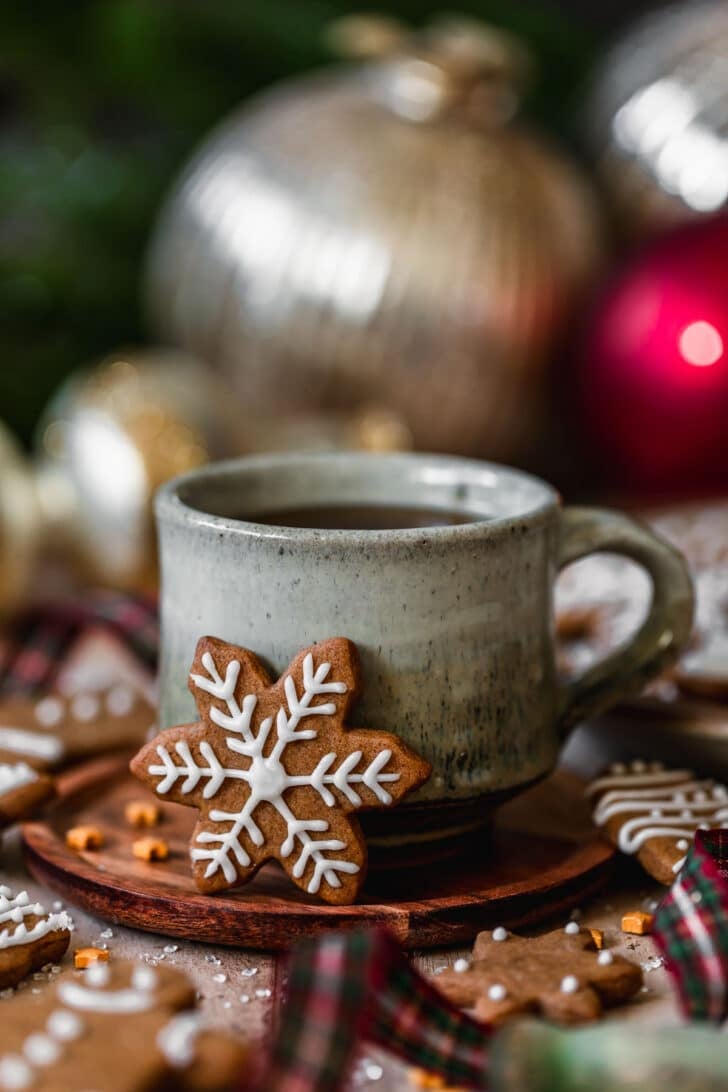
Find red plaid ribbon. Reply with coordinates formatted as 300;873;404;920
0;591;158;695
264;928;491;1092
654;828;728;1023
258;830;728;1091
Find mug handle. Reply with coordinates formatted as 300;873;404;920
556;507;694;739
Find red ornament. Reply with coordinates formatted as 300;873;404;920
578;216;728;492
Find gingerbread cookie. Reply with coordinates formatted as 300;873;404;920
131;636;431;904
0;763;54;830
0;960;247;1091
0;685;155;771
587;759;728;884
0;887;72;990
433;924;642;1025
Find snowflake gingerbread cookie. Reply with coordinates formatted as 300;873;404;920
131;636;431;904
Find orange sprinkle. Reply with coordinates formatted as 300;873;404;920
74;947;110;969
621;911;654;936
65;825;104;851
124;800;160;828
133;837;169;862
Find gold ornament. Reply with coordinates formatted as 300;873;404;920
586;1;728;236
146;16;601;461
0;349;411;610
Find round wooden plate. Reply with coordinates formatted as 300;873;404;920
22;755;614;949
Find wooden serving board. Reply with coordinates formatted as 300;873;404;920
22;755;614;949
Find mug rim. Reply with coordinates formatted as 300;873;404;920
156;451;560;541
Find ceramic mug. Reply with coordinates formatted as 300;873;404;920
155;452;693;855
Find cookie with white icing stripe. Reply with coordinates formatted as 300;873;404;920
0;887;72;990
0;960;247;1091
433;924;642;1025
587;759;728;884
131;636;431;904
0;763;54;830
0;685;155;772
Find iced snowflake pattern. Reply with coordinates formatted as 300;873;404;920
132;637;430;903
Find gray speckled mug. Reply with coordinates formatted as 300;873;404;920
155;452;693;855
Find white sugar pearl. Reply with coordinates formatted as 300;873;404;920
694;791;708;802
453;958;470;973
564;922;580;936
106;684;134;717
631;760;647;773
213;972;227;983
609;762;626;775
649;762;664;772
491;927;508;942
71;694;99;722
85;963;110;987
23;1033;60;1066
597;951;613;966
681;810;693;820
677;839;689;851
487;983;507;1002
34;698;63;728
46;1009;83;1041
713;786;728;800
650;809;662;818
698;823;710;831
560;975;579;994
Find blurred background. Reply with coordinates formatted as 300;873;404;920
3;0;728;602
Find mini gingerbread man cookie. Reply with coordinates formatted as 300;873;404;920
0;763;54;831
0;960;248;1091
0;685;155;771
131;636;431;904
433;924;642;1025
588;759;728;884
0;887;72;990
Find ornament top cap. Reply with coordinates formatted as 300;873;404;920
327;14;534;126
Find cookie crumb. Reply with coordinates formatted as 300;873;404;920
589;928;604;949
74;947;110;969
133;837;169;861
408;1069;465;1090
124;800;160;828
621;911;654;936
65;825;104;851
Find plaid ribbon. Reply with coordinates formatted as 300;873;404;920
0;591;158;695
264;928;491;1092
654;828;728;1023
259;830;728;1091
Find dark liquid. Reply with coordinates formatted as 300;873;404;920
249;503;477;530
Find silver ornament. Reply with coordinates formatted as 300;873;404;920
586;0;728;235
146;17;600;460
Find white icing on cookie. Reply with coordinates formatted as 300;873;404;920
46;1010;83;1041
106;685;134;717
586;768;693;798
0;729;63;762
592;766;728;859
33;699;63;729
560;975;579;994
0;891;71;950
0;1055;32;1090
57;963;158;1014
157;1012;202;1068
70;694;99;722
0;764;38;799
487;983;507;1002
22;1034;59;1067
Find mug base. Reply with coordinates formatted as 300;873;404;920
363;774;544;869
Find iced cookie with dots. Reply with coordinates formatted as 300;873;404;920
0;685;155;772
587;759;728;884
0;960;247;1091
432;924;642;1025
131;636;431;904
0;887;72;990
0;763;54;831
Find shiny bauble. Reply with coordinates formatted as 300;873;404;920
36;348;245;589
578;216;728;492
146;18;601;460
586;1;728;237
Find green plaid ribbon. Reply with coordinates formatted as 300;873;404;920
654;828;728;1022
